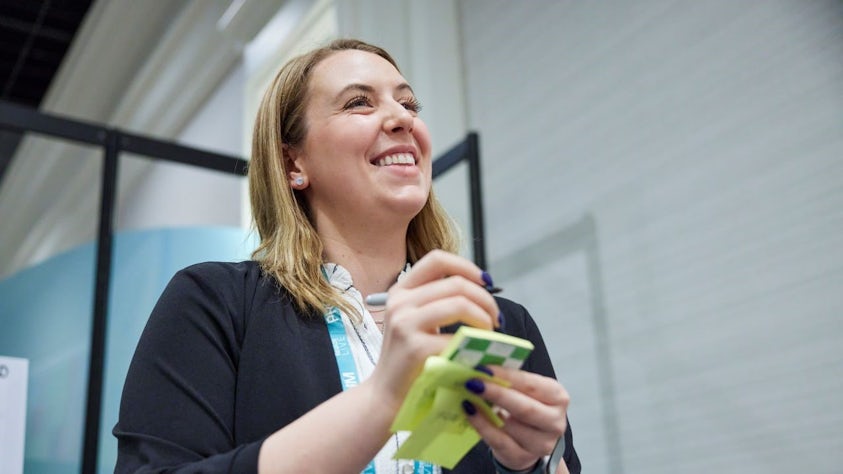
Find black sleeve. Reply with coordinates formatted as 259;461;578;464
113;263;262;473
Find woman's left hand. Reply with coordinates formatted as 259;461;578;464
463;366;570;472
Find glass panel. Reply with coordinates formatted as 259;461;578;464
0;133;103;474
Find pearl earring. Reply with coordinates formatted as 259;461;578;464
294;177;304;186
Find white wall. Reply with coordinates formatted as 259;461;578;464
116;62;246;231
458;0;843;472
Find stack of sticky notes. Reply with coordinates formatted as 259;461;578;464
391;326;534;468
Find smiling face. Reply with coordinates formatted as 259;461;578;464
286;49;433;231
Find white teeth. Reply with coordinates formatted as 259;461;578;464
375;153;415;167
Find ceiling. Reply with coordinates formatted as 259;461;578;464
0;0;93;184
0;0;92;106
0;0;287;278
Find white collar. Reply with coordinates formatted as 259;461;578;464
321;262;411;293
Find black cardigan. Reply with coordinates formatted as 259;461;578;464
113;261;581;473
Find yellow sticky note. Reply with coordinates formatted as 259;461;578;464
391;356;506;432
394;387;480;468
391;327;534;468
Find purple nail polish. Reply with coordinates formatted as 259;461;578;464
481;271;494;288
465;378;485;394
474;365;493;377
461;399;477;416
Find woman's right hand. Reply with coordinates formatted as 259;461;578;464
368;249;501;410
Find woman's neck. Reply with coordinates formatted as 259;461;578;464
317;219;409;299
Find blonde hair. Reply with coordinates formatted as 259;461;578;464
249;38;459;320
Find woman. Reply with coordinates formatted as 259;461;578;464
114;39;581;474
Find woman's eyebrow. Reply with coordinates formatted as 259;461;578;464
334;82;415;101
395;82;414;94
336;83;375;99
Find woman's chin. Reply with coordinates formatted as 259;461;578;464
383;194;429;220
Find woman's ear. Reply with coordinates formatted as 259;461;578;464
284;144;308;190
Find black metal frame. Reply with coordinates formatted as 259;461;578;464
432;131;487;269
0;99;486;473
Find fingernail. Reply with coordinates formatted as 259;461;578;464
481;271;494;288
465;378;485;394
474;364;493;376
461;399;477;416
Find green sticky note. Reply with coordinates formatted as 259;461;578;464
441;326;535;369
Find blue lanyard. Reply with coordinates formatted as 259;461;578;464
324;305;437;474
414;461;435;473
324;306;377;473
325;307;361;390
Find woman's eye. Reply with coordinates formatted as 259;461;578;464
344;95;372;109
402;97;423;113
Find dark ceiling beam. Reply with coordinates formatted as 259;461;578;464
0;15;75;42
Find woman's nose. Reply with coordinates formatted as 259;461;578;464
383;102;414;134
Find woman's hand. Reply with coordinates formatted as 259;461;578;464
368;250;501;410
463;366;570;472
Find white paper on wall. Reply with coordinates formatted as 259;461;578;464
0;356;28;474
